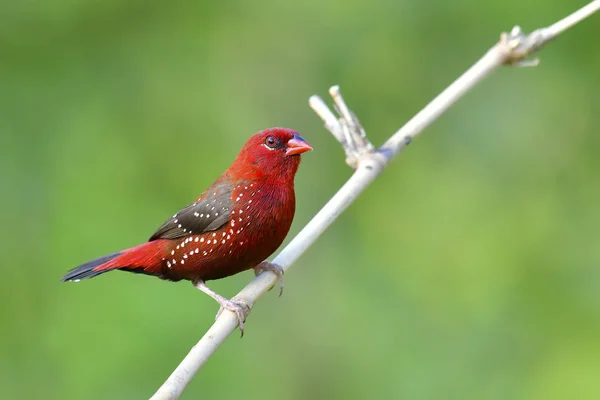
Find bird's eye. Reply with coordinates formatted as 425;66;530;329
265;135;278;148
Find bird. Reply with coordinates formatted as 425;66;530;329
61;128;312;333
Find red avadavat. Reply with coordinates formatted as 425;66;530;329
62;128;311;332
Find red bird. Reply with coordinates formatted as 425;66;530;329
61;128;312;332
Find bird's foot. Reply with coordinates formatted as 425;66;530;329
193;280;251;337
215;297;251;336
254;261;285;297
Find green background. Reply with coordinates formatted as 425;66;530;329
2;1;600;399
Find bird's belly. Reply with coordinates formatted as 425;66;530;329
157;238;250;281
158;224;286;281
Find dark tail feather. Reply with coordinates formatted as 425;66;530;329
60;251;122;282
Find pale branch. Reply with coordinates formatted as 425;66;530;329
150;2;599;399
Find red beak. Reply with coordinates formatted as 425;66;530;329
286;134;312;156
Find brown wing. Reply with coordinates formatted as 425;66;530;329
149;182;233;241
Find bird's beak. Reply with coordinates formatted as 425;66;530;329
286;134;312;156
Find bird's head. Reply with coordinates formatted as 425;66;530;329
229;128;312;182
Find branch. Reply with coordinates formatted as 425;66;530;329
150;2;599;398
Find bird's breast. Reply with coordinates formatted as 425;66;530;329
227;180;295;261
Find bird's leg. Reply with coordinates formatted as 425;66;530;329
192;279;251;336
254;261;285;297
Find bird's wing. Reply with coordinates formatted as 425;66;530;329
149;182;233;241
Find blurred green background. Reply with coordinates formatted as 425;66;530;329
2;0;600;399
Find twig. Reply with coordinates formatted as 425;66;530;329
150;2;599;399
309;86;375;168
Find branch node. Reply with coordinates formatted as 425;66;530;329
310;86;375;169
500;25;549;66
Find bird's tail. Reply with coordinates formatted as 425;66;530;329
60;241;169;282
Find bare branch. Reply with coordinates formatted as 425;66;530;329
150;2;599;399
380;1;599;159
545;0;600;39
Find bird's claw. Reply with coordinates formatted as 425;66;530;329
192;279;251;336
216;298;251;337
254;261;285;297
